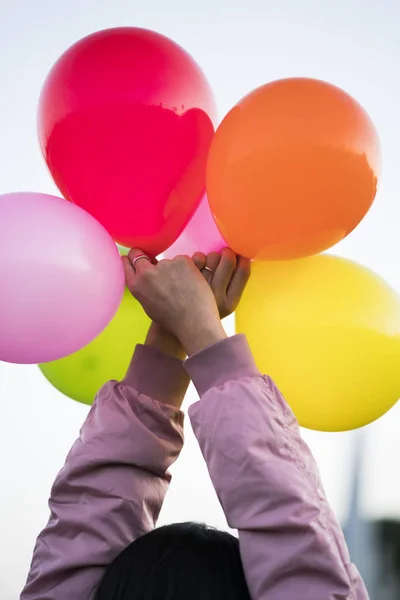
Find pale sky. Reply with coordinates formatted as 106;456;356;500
1;1;400;598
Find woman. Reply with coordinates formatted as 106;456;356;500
21;248;368;599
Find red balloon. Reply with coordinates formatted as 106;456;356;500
38;28;217;256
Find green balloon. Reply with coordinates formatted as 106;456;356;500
117;244;130;256
39;289;151;405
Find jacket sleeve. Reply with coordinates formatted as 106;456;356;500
186;335;369;600
21;344;188;600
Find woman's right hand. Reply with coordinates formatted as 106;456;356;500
192;248;251;319
123;249;227;356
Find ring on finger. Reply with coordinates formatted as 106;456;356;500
131;254;151;272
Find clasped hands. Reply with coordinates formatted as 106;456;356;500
123;248;251;358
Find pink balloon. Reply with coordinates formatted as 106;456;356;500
0;193;124;364
164;195;225;258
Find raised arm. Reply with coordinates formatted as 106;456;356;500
117;247;367;598
187;335;369;600
21;324;189;600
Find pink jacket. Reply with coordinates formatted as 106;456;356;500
21;335;368;600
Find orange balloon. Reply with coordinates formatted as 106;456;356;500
207;78;381;260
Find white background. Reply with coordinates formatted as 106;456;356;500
1;0;400;597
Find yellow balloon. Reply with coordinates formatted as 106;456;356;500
39;288;151;405
236;255;400;432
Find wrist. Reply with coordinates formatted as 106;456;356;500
145;322;186;360
177;319;227;356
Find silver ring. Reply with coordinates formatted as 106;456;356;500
131;254;151;271
202;266;214;275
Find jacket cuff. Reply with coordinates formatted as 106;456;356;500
123;344;190;406
184;334;260;396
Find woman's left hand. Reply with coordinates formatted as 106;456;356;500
192;248;251;319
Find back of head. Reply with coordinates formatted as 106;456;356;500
95;522;251;599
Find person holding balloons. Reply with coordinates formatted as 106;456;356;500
11;23;387;600
21;248;368;600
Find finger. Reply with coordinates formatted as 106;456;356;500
211;248;237;293
192;252;207;271
226;256;251;304
128;248;153;274
201;251;222;284
122;256;136;290
206;252;222;273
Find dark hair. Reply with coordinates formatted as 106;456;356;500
95;522;251;599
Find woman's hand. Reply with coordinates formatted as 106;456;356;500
123;250;226;356
192;248;251;319
144;249;250;359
